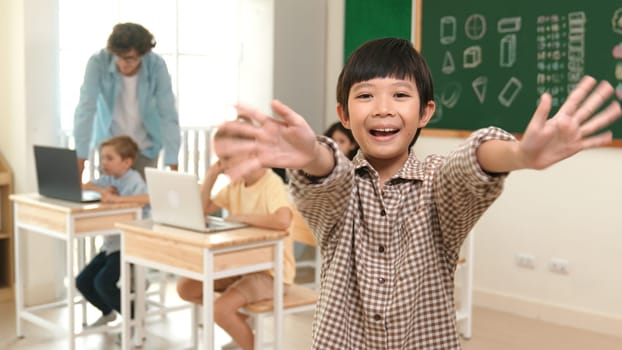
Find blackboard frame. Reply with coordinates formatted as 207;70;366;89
416;0;622;147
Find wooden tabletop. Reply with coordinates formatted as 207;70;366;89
116;219;288;250
10;193;143;213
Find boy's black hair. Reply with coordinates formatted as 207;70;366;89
335;37;435;147
107;23;156;56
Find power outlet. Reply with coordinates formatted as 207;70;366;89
549;258;569;274
515;253;536;269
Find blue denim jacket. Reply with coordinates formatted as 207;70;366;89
73;49;181;165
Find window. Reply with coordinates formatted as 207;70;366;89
59;0;272;131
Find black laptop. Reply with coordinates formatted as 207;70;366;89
33;145;100;203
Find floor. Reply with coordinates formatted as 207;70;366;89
1;268;620;349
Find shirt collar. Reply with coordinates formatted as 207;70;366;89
351;149;427;182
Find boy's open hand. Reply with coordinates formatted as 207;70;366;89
214;100;317;180
519;76;621;169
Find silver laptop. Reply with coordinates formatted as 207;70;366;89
33;145;101;203
145;167;247;233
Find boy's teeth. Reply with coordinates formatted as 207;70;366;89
371;128;398;136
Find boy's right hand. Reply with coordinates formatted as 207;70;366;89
214;100;318;180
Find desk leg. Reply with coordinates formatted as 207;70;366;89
135;264;146;347
13;206;23;338
121;238;131;350
202;251;214;350
273;240;284;350
67;226;76;350
191;304;198;349
78;238;87;326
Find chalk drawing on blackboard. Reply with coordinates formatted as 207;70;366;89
440;16;457;44
472;76;488;103
616;83;622;100
430;94;443;123
498;77;522;107
613;8;622;34
464;46;482;68
568;12;586;87
440;82;462;108
500;35;517;67
616;63;622;79
465;14;486;40
442;51;456;74
497;17;521;33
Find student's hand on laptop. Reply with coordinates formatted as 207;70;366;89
224;214;243;223
100;185;118;196
100;191;120;203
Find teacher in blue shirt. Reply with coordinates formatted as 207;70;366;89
73;22;180;178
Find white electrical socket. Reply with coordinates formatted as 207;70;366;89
549;258;569;275
515;253;536;269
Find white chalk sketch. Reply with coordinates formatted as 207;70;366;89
441;82;462;109
472;76;488;103
616;83;622;100
500;34;517;67
497;17;522;33
616;62;622;80
440;16;457;44
465;14;486;40
430;94;443;123
498;77;522;107
567;12;586;88
613;8;622;34
442;51;456;74
464;46;482;68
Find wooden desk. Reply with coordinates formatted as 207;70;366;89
10;193;143;350
116;219;287;350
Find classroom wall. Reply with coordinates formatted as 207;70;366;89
0;0;67;305
324;0;622;336
274;0;328;133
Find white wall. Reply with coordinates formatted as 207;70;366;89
325;0;622;336
274;0;328;133
1;0;67;305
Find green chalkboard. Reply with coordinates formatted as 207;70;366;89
420;1;622;142
344;0;412;62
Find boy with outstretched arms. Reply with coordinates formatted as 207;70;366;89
212;38;621;349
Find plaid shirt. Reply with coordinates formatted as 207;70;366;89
289;127;515;349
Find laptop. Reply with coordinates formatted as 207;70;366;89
33;145;101;203
145;167;248;233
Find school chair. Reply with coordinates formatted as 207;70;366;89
240;208;319;349
292;211;321;290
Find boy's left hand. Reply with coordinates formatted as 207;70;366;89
100;191;119;203
519;76;621;169
101;185;118;196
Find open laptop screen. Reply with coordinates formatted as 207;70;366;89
33;145;100;203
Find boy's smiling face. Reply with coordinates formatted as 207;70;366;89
338;77;435;168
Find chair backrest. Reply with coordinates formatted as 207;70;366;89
290;207;316;247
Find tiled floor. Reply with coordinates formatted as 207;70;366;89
0;282;313;349
1;270;620;350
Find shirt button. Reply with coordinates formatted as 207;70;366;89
373;314;382;321
378;245;385;253
378;277;385;284
380;209;386;216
